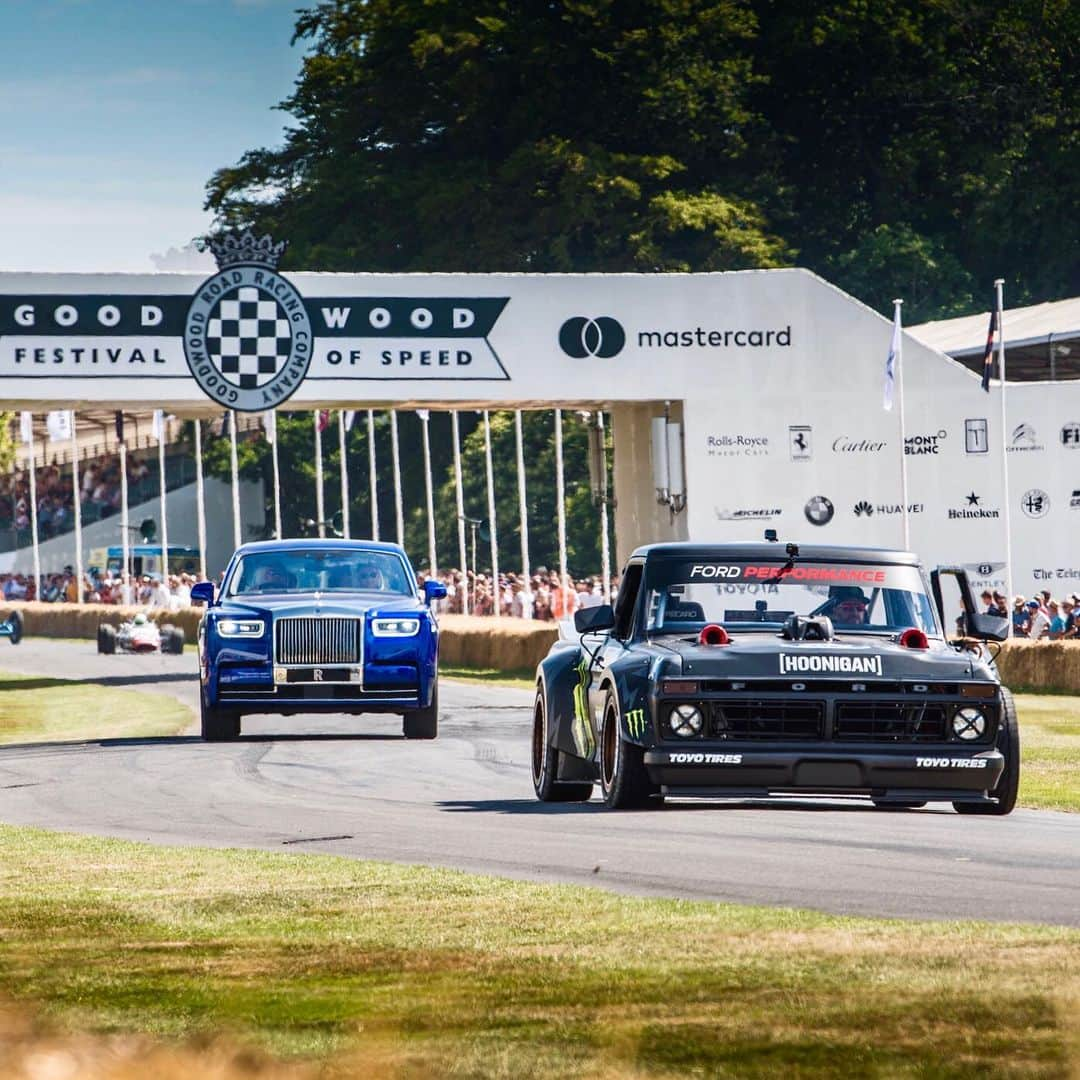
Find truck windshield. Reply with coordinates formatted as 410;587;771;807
644;559;939;636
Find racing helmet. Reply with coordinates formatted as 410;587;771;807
133;613;148;625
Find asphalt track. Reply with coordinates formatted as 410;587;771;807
1;638;1078;926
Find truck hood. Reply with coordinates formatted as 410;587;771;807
650;632;977;681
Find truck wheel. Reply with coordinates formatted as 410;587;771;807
7;611;22;645
99;624;116;655
201;689;240;741
600;691;661;810
954;687;1020;816
532;685;592;803
403;683;438;739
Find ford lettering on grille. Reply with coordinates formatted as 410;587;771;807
275;618;362;665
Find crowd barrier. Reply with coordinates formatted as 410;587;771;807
2;604;558;674
5;602;1078;693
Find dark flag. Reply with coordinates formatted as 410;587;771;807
980;310;997;392
221;410;232;438
114;410;124;444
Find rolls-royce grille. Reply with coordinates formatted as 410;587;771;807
708;700;825;740
834;703;948;742
275;618;362;665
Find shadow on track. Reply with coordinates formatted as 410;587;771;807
0;732;406;754
0;673;196;692
439;797;938;815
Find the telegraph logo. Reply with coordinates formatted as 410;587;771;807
558;316;626;359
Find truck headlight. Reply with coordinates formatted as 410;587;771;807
952;706;987;741
669;704;704;738
218;619;264;637
371;617;421;637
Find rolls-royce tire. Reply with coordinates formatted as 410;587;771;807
403;683;438;740
201;689;240;741
532;685;592;803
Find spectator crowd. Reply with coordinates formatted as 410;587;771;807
419;568;618;620
1;569;205;609
989;588;1080;640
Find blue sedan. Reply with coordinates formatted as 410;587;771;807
193;539;446;741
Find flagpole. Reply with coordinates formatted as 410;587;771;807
265;412;282;540
452;410;468;614
996;278;1014;635
367;409;380;540
229;412;241;549
26;419;41;603
555;408;569;612
483;409;500;617
419;410;437;579
119;439;130;601
194;419;208;581
390;409;404;547
338;411;351;539
598;411;611;605
893;299;911;549
155;412;169;582
69;412;83;604
313;412;325;539
514;409;531;585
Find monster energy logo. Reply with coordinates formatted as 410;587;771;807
624;708;648;738
571;655;596;757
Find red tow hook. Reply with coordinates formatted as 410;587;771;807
698;623;730;646
898;627;929;649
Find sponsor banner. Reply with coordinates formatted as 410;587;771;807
904;429;947;455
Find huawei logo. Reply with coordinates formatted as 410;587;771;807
853;500;874;517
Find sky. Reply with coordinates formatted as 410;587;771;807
0;0;305;272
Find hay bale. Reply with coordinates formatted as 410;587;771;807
4;602;203;642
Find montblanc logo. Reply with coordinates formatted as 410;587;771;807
948;492;1000;520
780;654;883;676
558;316;625;359
184;231;313;411
904;429;947;455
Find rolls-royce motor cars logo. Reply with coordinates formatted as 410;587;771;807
185;233;313;411
1022;489;1050;518
557;316;626;358
804;495;834;526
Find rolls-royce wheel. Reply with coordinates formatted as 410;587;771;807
403;683;438;740
201;689;241;741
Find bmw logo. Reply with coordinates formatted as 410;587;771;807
804;495;834;526
558;316;626;359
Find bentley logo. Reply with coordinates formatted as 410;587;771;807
184;231;313;411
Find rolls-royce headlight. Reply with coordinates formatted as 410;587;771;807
218;619;264;637
669;703;704;738
952;706;987;741
372;617;421;637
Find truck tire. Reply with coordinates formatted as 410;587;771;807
600;690;661;810
403;683;438;739
954;687;1020;816
532;685;592;803
201;688;240;741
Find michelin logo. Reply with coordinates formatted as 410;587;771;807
780;654;883;676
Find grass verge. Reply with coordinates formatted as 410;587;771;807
1014;692;1080;812
0;824;1077;1077
0;674;192;744
440;663;535;690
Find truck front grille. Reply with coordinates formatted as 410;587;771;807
708;700;825;740
275;617;362;665
834;703;948;742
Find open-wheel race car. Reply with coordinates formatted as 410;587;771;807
0;610;23;645
97;613;185;655
532;538;1018;814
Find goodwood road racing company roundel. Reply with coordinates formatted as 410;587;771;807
184;266;312;411
804;495;835;526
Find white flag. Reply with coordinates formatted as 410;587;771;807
46;410;72;443
416;409;430;422
343;410;356;432
19;412;33;444
883;303;901;411
151;409;165;442
263;410;276;444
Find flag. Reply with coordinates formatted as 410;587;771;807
263;410;276;444
19;412;33;444
151;409;165;442
416;409;430;422
883;303;901;411
980;309;997;392
317;409;330;432
46;410;73;442
343;410;356;432
114;410;125;445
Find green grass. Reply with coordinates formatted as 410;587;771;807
1014;693;1080;812
440;663;535;690
0;675;192;743
0;824;1076;1077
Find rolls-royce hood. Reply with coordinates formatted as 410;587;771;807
215;592;426;619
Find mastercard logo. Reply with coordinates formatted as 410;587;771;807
558;316;626;359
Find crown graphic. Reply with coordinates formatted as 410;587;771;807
203;231;287;270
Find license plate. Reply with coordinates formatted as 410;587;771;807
274;667;361;684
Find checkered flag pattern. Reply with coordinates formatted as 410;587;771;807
206;286;292;389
